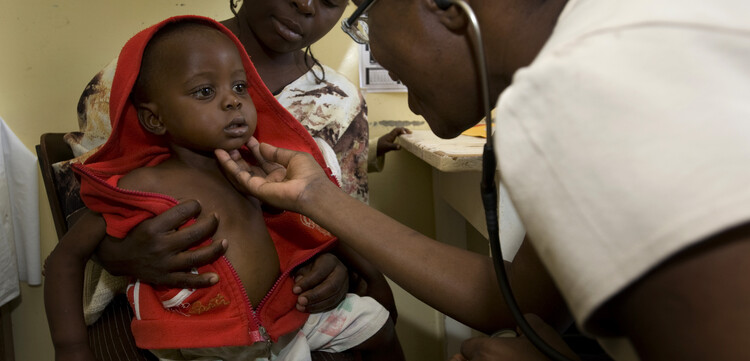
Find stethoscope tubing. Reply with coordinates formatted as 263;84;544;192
444;0;576;359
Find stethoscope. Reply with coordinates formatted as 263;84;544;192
435;0;575;360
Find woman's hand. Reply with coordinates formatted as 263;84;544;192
377;127;411;157
94;200;227;289
216;137;336;214
449;314;579;361
292;253;349;313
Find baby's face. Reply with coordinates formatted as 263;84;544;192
150;27;257;153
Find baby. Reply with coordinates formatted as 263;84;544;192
44;16;401;361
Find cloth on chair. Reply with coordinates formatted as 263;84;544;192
0;115;41;307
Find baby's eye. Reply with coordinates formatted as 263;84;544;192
193;87;215;99
233;82;248;95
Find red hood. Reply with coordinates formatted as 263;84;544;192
82;14;330;177
74;15;338;239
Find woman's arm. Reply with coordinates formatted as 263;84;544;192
93;199;349;312
44;211;106;361
217;141;570;333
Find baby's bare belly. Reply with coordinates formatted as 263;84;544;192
169;177;279;307
217;224;280;307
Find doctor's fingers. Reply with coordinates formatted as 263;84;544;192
243;137;282;173
457;314;578;361
459;336;546;361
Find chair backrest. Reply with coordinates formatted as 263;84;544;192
36;132;75;240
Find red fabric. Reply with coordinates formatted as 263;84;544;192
73;16;337;350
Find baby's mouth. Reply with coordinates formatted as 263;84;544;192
224;118;249;137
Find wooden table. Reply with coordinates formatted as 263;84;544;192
398;130;526;354
397;130;485;172
398;130;525;246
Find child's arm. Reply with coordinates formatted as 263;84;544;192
44;210;107;361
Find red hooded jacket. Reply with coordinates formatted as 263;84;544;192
73;16;338;350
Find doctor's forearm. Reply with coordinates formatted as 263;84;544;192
300;182;544;332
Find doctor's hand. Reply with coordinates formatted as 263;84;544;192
94;200;227;289
449;314;579;361
216;137;338;214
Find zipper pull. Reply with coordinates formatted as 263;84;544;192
258;326;272;354
258;326;270;342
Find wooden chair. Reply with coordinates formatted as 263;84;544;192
36;132;354;361
36;133;78;239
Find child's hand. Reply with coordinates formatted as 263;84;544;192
55;345;97;361
377;127;411;157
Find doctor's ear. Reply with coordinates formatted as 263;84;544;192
136;104;166;135
428;0;469;30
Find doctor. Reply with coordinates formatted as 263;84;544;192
214;0;750;360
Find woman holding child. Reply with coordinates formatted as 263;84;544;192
47;0;406;360
70;0;392;309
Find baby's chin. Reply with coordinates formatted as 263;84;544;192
218;141;249;154
224;136;252;150
218;145;243;153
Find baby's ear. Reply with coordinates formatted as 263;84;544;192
136;103;166;135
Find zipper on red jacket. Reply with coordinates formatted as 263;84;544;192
221;248;322;345
220;256;269;347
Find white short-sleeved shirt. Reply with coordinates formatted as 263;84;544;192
494;0;750;357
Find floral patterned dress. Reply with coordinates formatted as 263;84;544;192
274;65;370;203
